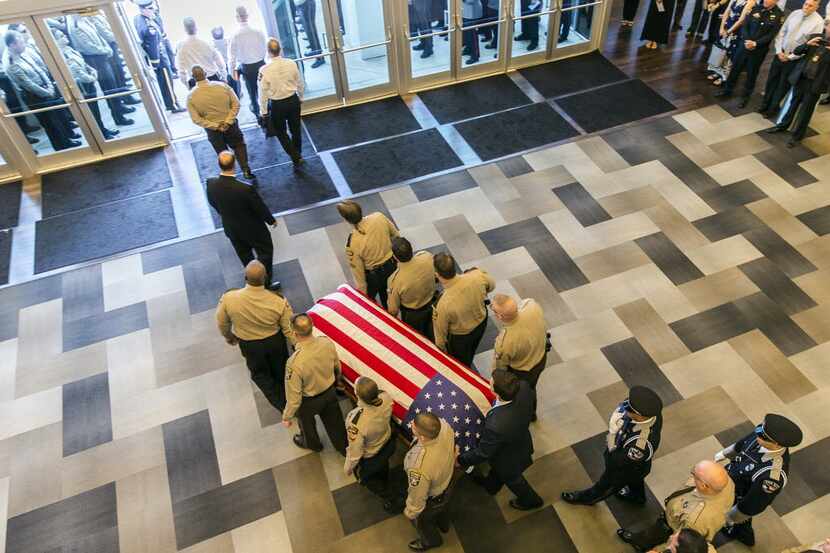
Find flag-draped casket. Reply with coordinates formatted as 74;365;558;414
307;285;496;452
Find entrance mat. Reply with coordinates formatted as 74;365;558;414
0;181;21;229
303;97;422;151
190;125;314;182
555;79;676;133
41;149;172;218
0;229;10;285
332;128;463;193
35;191;178;274
454;102;579;161
417;74;533;124
208;156;339;229
519;51;630;98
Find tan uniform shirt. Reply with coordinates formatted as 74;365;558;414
187;79;240;131
215;285;295;343
664;476;735;542
781;542;828;553
283;336;341;421
346;213;399;294
344;391;394;475
404;418;456;519
493;298;548;371
433;269;496;352
387;251;436;316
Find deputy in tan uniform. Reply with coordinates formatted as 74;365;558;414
619;460;735;551
782;539;830;553
282;314;347;455
401;413;456;551
337;200;399;309
387;236;436;339
215;260;294;411
491;294;550;420
432;252;495;370
344;377;395;498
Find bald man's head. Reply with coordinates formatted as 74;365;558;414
491;294;518;322
692;460;729;495
191;65;206;82
218;151;236;172
291;313;314;338
244;260;267;286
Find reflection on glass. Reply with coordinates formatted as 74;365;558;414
344;49;388;92
512;0;547;58
409;0;450;78
558;4;594;46
0;22;88;155
461;0;500;67
337;0;391;92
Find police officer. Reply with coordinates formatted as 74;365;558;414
215;260;295;411
562;385;663;506
338;200;400;309
714;413;803;547
344;377;396;499
402;413;456;551
715;0;783;108
410;0;434;58
387;237;436;339
90;12;141;106
432;252;495;370
490;293;549;420
282;314;348;455
133;0;184;113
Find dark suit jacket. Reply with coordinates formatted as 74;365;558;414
206;175;275;243
458;381;535;481
789;34;830;94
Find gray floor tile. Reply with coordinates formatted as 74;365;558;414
554;182;612;227
738;257;817;316
163;410;222;504
410;169;478;202
62;372;113;457
669;302;755;352
733;292;816;357
182;255;228;315
333;482;396;536
600;337;683;406
743;226;818;279
61;264;104;323
692;206;766;242
635;232;704;286
797;205;830;237
62;301;149;352
275;258;315;313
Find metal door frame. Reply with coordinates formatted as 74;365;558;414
395;0;459;94
504;0;557;69
454;0;509;79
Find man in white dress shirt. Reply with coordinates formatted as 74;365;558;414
258;38;305;167
229;6;267;116
758;0;823;118
175;17;226;88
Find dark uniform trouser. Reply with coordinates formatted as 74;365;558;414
507;352;547;416
630;515;673;550
153;61;177;111
79;82;108;133
238;332;288;410
268;94;303;161
412;0;434;52
414;471;460;548
82;53;126;119
226;228;275;286
365;257;398;309
575;450;649;503
689;0;710;35
520;2;540;45
356;435;396;497
241;60;265;116
560;0;574;40
779;77;822;140
760;57;796;114
481;469;543;508
462;19;480;60
206;120;251;173
724;46;766;98
297;384;348;454
447;316;488;370
623;0;640;20
300;0;323;54
24;93;73;150
401;301;435;341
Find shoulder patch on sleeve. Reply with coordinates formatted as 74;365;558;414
761;479;781;494
627;447;645;461
408;470;422;488
347;424;359;441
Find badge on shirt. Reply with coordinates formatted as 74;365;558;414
408;470;422;488
752;12;760;17
285;368;293;381
347;425;359;441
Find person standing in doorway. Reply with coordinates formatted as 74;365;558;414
258;38;305;167
133;0;185;113
229;6;267;117
640;0;677;48
175;17;227;87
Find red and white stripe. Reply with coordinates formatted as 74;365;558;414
307;285;495;422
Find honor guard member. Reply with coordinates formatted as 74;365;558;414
337;200;400;309
216;260;295;411
90;12;140;104
282;314;348;455
387;237;436;339
715;413;803;547
432;252;495;370
344;377;396;498
403;413;456;551
490;294;550;420
563;386;663;506
133;0;184;113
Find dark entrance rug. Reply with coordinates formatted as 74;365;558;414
0;181;21;229
417;74;533;124
0;229;10;285
519;51;630;98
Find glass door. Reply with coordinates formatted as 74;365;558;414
456;0;507;77
555;0;602;49
507;0;555;67
400;0;457;90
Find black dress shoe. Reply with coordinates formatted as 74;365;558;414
509;499;542;511
102;128;120;140
561;491;592;505
122;95;142;105
484;41;496;49
420;50;433;58
412;42;425;51
786;138;798;148
616;486;646;505
27;136;39;144
465;57;479;64
243;170;257;181
66;139;82;148
408;540;433;551
311;58;326;68
169;106;187;114
527;42;538;50
737;97;749;109
115;117;135;126
765;125;786;134
69;131;82;140
515;34;528;40
120;106;137;114
292;434;322;451
268;281;282;291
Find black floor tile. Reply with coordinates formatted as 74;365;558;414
772;463;820;517
61;264;104;323
497;156;534;178
790;436;830;498
555;80;675;134
635;232;704;286
554;182;612;227
455;103;579;161
601;338;683;406
743;226;817;279
797;205;830;236
417;74;532;124
411;169;478;202
303;97;422;151
141;232;229;274
0;180;21;229
163;410;222;503
475;316;501;357
714;420;756;448
333;481;396;536
733;292;816;356
172;469;280;550
62;372;113;457
699;179;767;212
41;149;172;218
478;217;551;254
62;302;149;352
669;302;755;352
275;258;315;312
35;191;178;274
518;51;629;98
0;229;9;286
754;146;818;189
50;526;119;553
283;192;391;235
604;122;684;167
738;257;816;316
660;151;722;195
182;255;229;315
333;129;462;193
0;274;62;341
208;156;338;229
5;483;117;553
692;205;765;242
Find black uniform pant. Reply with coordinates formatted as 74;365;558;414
24;93;75;151
206;120;251;173
688;0;710;35
462;19;480;60
760;57;797;114
507;352;547;417
268;95;303;161
779;78;822;141
241;60;265;116
412;0;434;52
481;469;543;508
414;490;453;547
0;75;38;133
366;257;398;309
706;5;725;43
518;2;541;46
300;0;323;55
355;436;396;497
107;42;130;91
238;332;288;410
297;384;348;454
447;316;488;370
226;228;274;286
560;8;573;40
574;450;649;503
82;53;127;120
481;6;499;45
80;82;109;133
401;302;435;341
628;515;673;550
723;46;766;98
623;0;640;21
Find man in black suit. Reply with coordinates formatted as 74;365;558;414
457;369;544;511
206;151;280;289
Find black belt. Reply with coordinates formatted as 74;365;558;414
400;301;433;314
366;257;395;274
242;60;264;68
269;93;299;103
304;382;335;400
